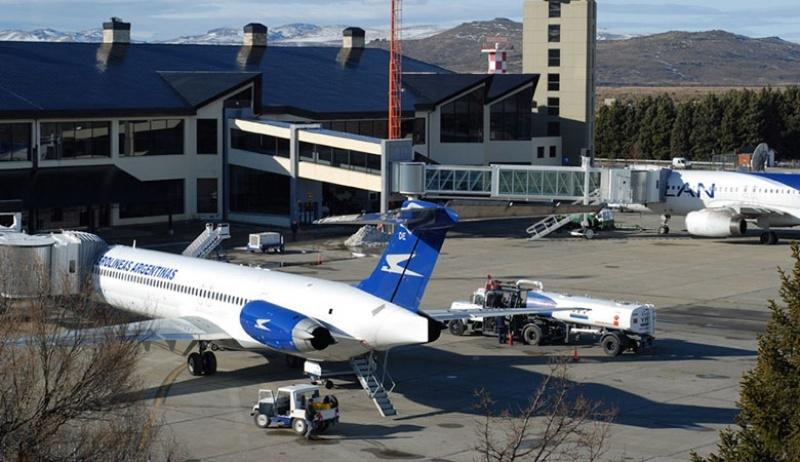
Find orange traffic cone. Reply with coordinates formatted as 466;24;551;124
572;347;580;363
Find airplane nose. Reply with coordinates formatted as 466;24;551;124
373;306;431;348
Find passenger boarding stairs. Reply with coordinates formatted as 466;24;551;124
351;353;397;417
527;190;602;241
182;223;231;259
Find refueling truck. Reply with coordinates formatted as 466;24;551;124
448;280;656;356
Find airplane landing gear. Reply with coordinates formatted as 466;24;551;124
760;231;779;246
188;341;217;376
659;214;671;235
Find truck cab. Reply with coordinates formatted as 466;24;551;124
251;384;339;436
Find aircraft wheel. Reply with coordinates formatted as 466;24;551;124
187;352;203;376
521;324;543;346
292;418;308;436
324;380;334;390
659;226;670;235
254;413;270;429
201;351;217;375
601;334;623;357
448;320;466;336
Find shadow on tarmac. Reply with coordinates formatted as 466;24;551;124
126;337;753;431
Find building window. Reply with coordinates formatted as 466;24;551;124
40;122;111;160
548;74;560;92
119;179;184;218
550;146;557;158
547;121;561;137
490;88;533;141
413;118;426;145
441;87;485;143
548;25;561;43
119;120;184;156
0;123;32;161
537;146;545;159
224;87;253;109
230;129;290;158
196;178;218;214
549;0;561;18
197;119;218;155
548;97;560;117
297;142;381;173
548;49;561;67
229;165;290;215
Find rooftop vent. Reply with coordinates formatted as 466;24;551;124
343;27;366;49
244;23;267;47
102;17;130;44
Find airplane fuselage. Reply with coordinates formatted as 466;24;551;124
639;170;800;228
92;245;431;362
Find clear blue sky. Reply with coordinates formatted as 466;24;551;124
0;0;798;42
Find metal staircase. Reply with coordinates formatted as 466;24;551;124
351;353;397;417
182;223;231;259
526;190;603;241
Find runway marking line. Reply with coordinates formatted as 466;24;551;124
140;362;185;450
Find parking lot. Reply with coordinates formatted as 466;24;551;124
135;213;791;461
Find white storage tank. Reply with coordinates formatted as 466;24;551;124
0;232;56;298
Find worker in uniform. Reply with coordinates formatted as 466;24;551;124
485;274;500;308
496;316;507;344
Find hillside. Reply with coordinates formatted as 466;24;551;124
371;20;800;86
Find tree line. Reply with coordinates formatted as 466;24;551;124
595;87;800;161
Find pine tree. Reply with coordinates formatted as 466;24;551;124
693;242;800;462
671;102;694;158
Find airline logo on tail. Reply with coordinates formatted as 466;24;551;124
381;254;423;278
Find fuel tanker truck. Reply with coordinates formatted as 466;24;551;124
447;280;656;356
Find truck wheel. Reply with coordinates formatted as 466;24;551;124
448;320;466;336
522;324;543;346
292;418;308;435
601;334;623;356
254;414;270;429
279;245;285;254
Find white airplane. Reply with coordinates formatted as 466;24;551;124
87;199;563;379
629;170;800;245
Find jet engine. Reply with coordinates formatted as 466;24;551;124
685;209;747;238
240;301;334;354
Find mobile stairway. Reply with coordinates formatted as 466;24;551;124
182;223;231;259
351;354;397;417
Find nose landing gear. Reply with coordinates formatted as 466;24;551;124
659;214;671;235
187;341;218;376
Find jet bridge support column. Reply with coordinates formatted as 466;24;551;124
289;125;301;226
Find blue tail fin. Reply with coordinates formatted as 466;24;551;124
357;200;459;312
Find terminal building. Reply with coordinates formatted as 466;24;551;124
0;9;594;231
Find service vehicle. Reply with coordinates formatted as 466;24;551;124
448;280;656;356
250;384;339;437
247;232;285;254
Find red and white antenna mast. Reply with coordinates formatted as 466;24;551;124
481;35;512;74
388;0;403;140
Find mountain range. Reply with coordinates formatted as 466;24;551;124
2;19;799;86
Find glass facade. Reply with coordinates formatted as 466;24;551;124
320;118;417;140
119;119;184;156
496;169;601;199
229;165;290;215
425;168;492;194
441;87;485;143
196;178;218;214
40;121;111;160
0;122;31;161
299;142;381;173
119;179;184;218
197;119;218;155
230;129;290;158
490;88;533;141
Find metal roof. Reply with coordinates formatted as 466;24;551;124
0;41;538;119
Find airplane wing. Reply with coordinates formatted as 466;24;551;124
18;316;233;346
706;201;796;219
422;306;585;322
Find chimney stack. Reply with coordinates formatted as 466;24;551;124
244;23;268;47
102;17;130;44
342;27;365;49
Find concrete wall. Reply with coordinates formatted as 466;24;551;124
523;0;596;162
